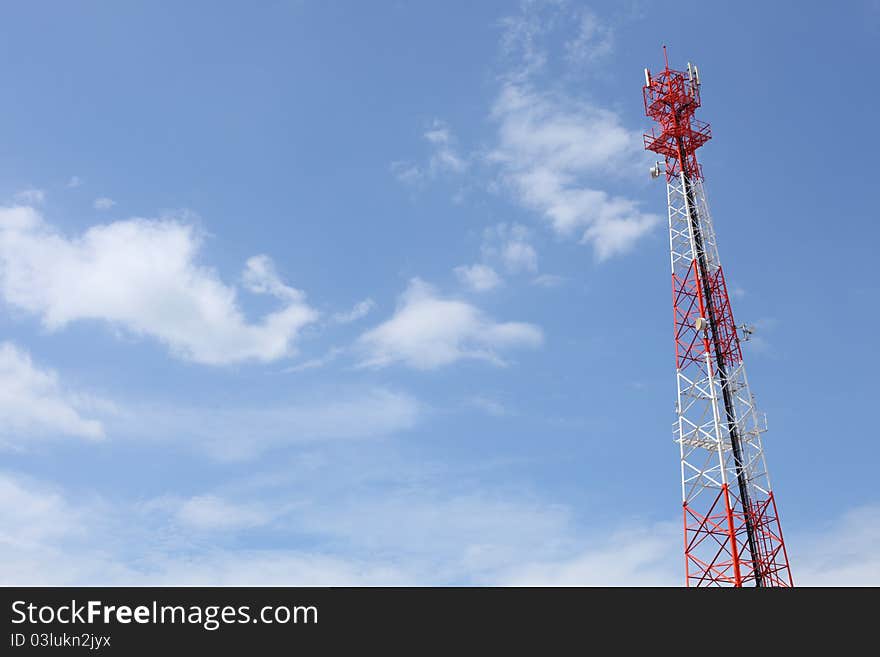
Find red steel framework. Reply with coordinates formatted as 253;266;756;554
643;49;793;587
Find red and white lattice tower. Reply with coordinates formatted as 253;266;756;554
643;49;793;587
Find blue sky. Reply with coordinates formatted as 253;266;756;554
0;0;877;585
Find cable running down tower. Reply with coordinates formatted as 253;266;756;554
643;49;793;587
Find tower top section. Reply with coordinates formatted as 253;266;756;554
643;48;711;181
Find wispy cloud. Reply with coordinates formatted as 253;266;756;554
0;470;408;585
482;222;538;273
0;342;105;446
283;347;345;373
454;264;502;292
14;188;45;205
391;4;655;262
791;504;880;586
500;524;680;586
455;224;540;291
242;254;306;302
424;119;468;175
468;395;510;417
497;0;562;79
93;197;116;210
489;83;658;260
498;1;614;78
564;8;614;67
390;160;424;185
532;273;565;287
0;471;578;585
0;207;319;365
333;298;376;324
489;3;659;260
145;494;277;532
357;278;542;370
392;119;468;186
66;176;83;189
115;386;422;461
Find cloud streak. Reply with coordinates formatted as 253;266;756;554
93;197;116;210
0;342;104;445
333;298;376;324
14;188;45;205
115;386;422;461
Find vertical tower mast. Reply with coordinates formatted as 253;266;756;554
643;50;793;587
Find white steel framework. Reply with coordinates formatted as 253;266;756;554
668;173;792;587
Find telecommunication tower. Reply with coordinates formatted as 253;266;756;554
642;49;793;587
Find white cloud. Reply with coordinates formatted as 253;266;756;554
300;493;573;572
173;495;273;532
242;254;304;302
394;5;656;261
93;197;116;210
501;503;880;587
131;552;408;586
0;206;319;365
1;474;562;585
392;120;467;186
66;176;83;189
564;9;614;66
0;473;90;548
500;524;680;586
455;224;538;292
390;160;423;185
792;504;880;586
483;222;538;273
454;264;502;292
0;347;417;459
0;470;599;585
469;395;509;417
333;298;376;324
532;273;565;287
424;120;468;175
490;5;659;260
497;0;561;79
14;188;45;205
499;1;613;78
0;342;104;444
140;494;274;532
490;83;659;260
503;239;538;272
357;278;542;370
283;346;345;373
